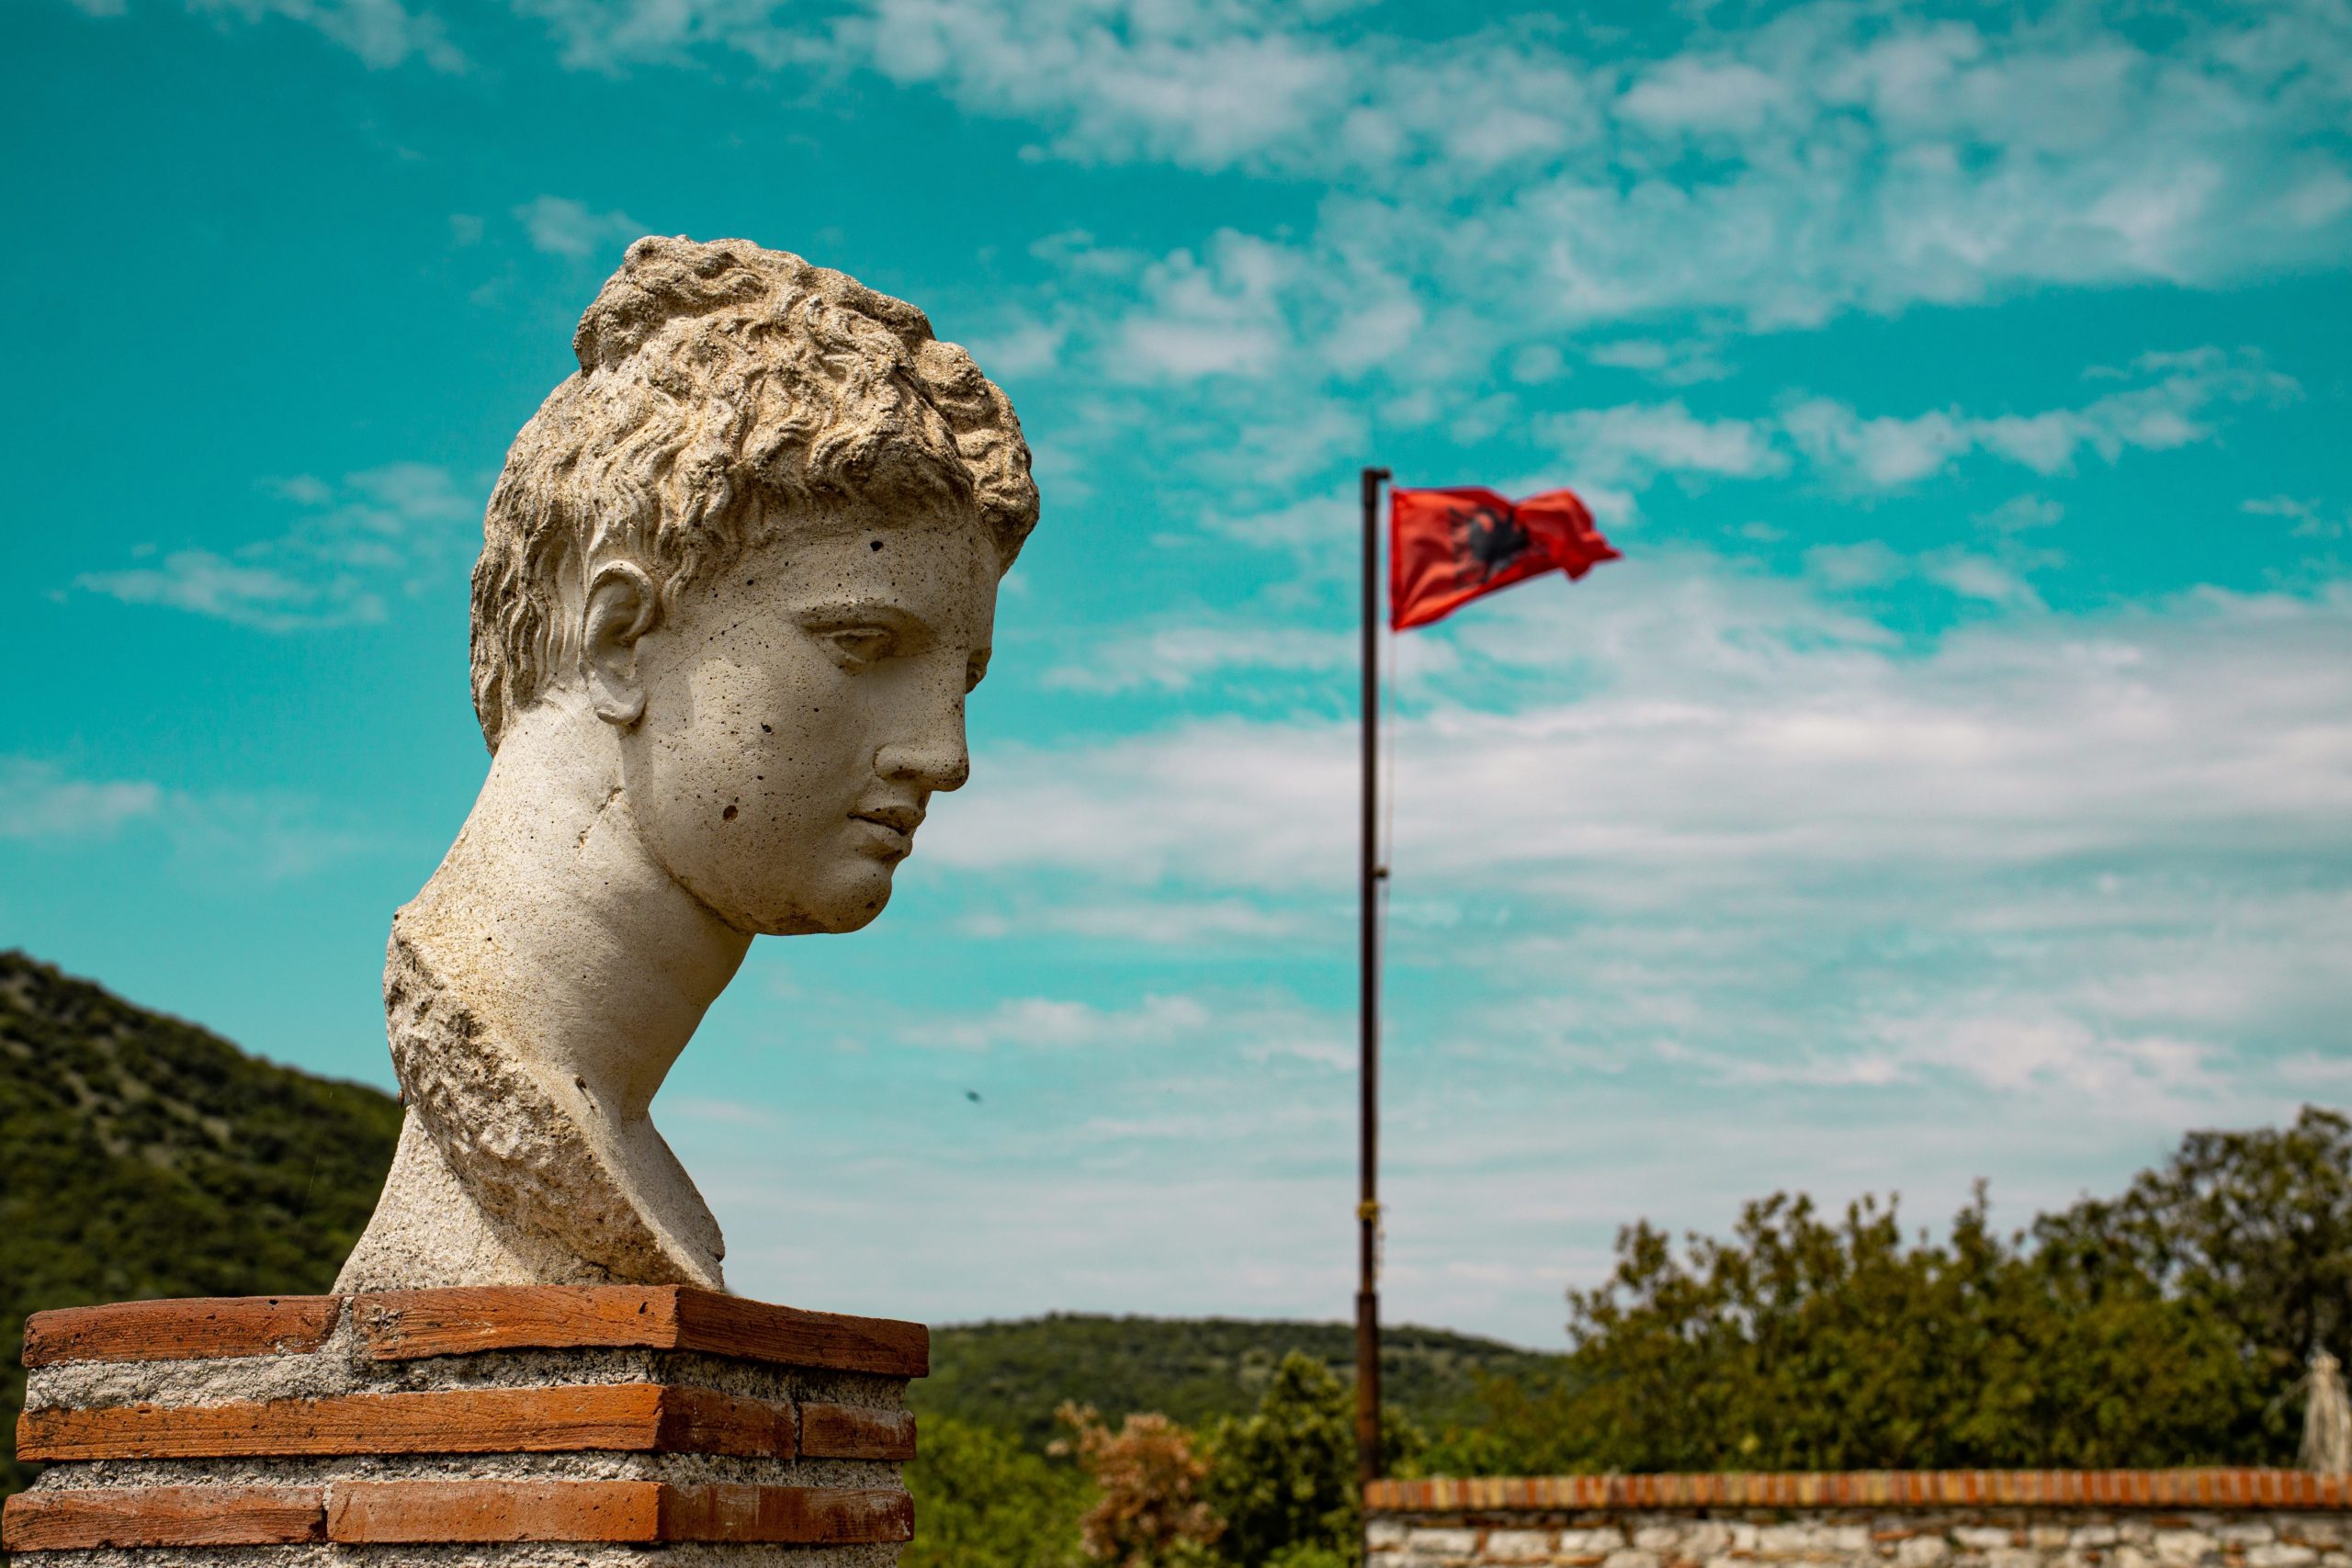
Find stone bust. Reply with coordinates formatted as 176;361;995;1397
336;237;1037;1292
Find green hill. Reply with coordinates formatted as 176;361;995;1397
917;1314;1560;1450
1;950;404;1495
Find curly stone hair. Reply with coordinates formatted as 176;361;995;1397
469;235;1039;751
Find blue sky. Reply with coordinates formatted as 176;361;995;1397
5;0;2349;1348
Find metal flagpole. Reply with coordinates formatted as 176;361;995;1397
1357;464;1391;1488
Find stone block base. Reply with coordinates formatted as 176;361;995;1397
5;1286;927;1565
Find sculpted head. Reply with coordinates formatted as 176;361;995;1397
469;236;1038;936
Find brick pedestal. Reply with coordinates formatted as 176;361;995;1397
5;1286;927;1566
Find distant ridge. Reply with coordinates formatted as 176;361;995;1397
918;1312;1561;1449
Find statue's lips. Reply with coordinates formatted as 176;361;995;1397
849;807;921;858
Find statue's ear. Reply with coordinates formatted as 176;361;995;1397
583;561;660;728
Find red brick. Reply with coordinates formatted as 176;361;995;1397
328;1481;663;1543
21;1298;340;1368
3;1486;325;1551
659;1483;913;1544
350;1284;926;1377
17;1383;787;1462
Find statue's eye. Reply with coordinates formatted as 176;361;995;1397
822;627;894;670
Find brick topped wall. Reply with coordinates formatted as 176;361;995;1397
1364;1472;2352;1568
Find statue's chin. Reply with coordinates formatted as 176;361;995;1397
737;880;894;938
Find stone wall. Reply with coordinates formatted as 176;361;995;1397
1365;1473;2352;1568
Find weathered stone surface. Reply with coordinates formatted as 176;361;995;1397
1409;1528;1481;1557
2253;1547;2322;1568
1483;1529;1554;1560
1685;1522;1734;1559
2155;1529;2221;1565
1363;1493;2352;1568
333;236;1039;1292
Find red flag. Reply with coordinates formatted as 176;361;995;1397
1388;486;1618;631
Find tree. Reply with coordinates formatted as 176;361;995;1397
1449;1177;2272;1474
1054;1403;1223;1568
1201;1354;1361;1568
2037;1107;2352;1380
902;1416;1088;1568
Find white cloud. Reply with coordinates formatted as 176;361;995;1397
1788;348;2295;488
1978;494;2065;533
0;761;164;840
1541;400;1787;486
2245;494;2346;540
1617;57;1791;138
930;557;2352;1154
1920;549;2044;608
848;0;2352;344
77;551;363;628
1584;337;1732;386
962;897;1308;947
1538;349;2295;505
1805;540;1905;591
963;315;1069;378
77;462;480;630
514;195;648;260
0;759;378;881
510;0;818;73
184;0;464;69
118;0;2352;416
944;563;2352;894
845;0;1357;174
1042;620;1357;694
1105;231;1305;382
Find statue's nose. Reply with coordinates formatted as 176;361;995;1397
879;739;969;792
876;682;970;792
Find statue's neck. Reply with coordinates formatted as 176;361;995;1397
398;695;752;1122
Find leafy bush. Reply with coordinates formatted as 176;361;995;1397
1200;1354;1361;1568
1054;1404;1223;1568
902;1415;1088;1568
